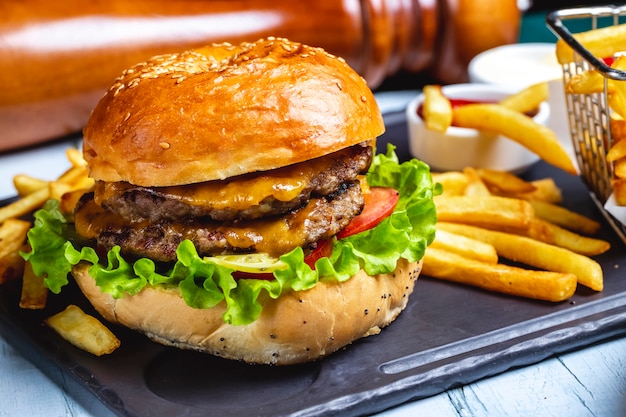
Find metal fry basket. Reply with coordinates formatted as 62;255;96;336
547;5;626;244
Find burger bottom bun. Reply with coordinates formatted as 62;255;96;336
72;258;422;365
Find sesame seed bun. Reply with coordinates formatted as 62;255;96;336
82;38;384;187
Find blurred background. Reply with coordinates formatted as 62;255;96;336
0;0;603;152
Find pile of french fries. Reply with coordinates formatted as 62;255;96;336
0;148;120;356
424;167;609;301
421;82;577;175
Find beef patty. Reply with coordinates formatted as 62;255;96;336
75;181;364;262
94;144;372;223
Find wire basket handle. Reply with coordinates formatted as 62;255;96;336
546;6;626;81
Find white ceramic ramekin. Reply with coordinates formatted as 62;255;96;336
406;83;549;173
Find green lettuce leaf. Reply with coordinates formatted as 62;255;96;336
22;144;438;325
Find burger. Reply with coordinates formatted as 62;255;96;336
24;38;437;365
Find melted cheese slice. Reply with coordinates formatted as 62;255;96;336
96;152;338;212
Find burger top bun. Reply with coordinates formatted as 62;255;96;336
83;37;385;187
72;258;421;365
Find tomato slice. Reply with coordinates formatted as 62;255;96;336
304;239;332;269
231;187;398;279
337;187;399;239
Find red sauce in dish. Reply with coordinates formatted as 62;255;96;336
416;98;495;126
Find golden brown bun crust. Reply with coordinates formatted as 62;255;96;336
83;38;384;187
72;259;421;365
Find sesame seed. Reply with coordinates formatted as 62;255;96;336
159;142;170;149
361;95;367;102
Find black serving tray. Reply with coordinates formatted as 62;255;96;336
1;112;626;417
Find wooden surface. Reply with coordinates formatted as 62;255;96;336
1;90;626;417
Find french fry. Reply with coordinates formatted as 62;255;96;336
608;91;626;120
608;56;626;120
0;248;26;284
422;84;453;133
0;187;49;224
528;200;601;235
565;69;612;95
607;138;626;164
499;81;549;115
431;229;498;264
44;305;120;356
453;103;577;175
462;167;491;197
508;178;563;203
0;219;31;284
435;195;534;230
611;177;626;206
431;171;468;196
423;247;577;302
66;147;87;167
12;174;47;196
48;181;75;202
500;218;610;257
19;260;48;309
610;116;626;142
477;168;537;194
437;222;604;291
614;157;626;179
555;22;626;64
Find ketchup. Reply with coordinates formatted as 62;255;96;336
416;97;495;126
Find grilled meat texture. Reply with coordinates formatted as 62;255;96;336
95;144;372;223
75;181;364;262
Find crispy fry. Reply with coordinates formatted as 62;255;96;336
610;116;626;141
555;22;626;64
462;167;491;197
528;200;601;235
508;178;563;203
499;81;549;115
501;218;610;257
607;139;626;164
435;195;534;230
609;91;626;120
19;260;48;309
0;248;26;284
477;168;537;194
431;229;498;264
453;103;577;175
423;247;577;302
422;84;453;133
12;174;47;196
0;219;31;284
0;187;49;224
437;222;604;291
565;69;612;95
66;147;87;167
614;157;626;179
431;171;468;196
611;177;626;206
608;56;626;120
45;305;120;356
